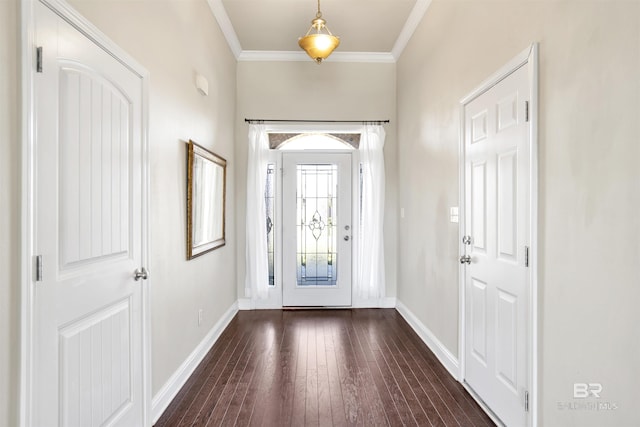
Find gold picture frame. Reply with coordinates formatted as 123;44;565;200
186;140;227;259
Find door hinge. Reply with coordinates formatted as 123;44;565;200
525;246;530;267
525;100;530;122
524;390;530;412
35;255;43;281
36;46;43;73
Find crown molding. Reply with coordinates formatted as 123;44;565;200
237;50;308;62
238;50;396;63
391;0;432;61
208;0;432;63
207;0;242;59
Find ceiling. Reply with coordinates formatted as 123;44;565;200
210;0;432;62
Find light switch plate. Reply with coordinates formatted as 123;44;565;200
450;207;459;223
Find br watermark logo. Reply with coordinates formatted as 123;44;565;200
557;383;618;411
574;383;602;398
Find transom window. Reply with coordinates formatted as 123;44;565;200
269;133;359;150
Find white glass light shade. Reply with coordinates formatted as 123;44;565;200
298;33;340;63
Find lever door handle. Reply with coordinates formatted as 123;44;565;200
134;267;149;281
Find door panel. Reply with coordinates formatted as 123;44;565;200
59;300;132;426
471;161;487;253
282;153;352;306
471;278;488;365
464;64;530;427
497;150;517;261
34;2;145;425
59;65;131;269
496;289;518;391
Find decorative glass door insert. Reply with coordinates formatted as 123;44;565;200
296;164;338;286
265;164;276;287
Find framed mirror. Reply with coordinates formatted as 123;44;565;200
187;140;227;259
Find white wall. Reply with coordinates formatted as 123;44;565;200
0;0;19;424
68;0;237;396
235;61;398;305
397;1;640;426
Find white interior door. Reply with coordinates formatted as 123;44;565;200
282;152;352;306
33;2;147;425
463;64;530;426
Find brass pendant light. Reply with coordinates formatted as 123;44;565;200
298;0;340;64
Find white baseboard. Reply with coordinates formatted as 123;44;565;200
382;297;396;308
237;298;283;310
240;297;396;309
151;301;239;424
237;298;252;310
395;299;460;380
351;297;396;308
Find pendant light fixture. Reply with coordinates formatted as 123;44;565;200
298;0;340;64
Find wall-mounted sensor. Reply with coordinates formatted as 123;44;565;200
195;74;209;96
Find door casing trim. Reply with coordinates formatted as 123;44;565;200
19;1;151;425
457;43;539;427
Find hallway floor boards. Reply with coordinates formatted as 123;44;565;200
154;309;494;426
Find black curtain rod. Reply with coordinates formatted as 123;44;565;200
244;119;390;125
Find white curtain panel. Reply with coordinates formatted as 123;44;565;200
356;125;386;302
245;125;270;299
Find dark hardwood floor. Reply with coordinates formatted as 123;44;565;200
154;309;494;427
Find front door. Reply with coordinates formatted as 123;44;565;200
282;152;352;306
463;64;530;426
33;1;148;425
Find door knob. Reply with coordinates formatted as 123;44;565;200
344;236;350;241
134;267;149;281
459;255;471;265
